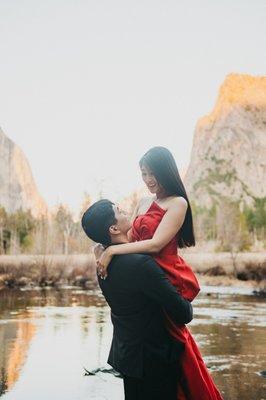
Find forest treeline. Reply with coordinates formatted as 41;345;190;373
0;193;265;255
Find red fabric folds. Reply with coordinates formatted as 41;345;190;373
131;201;223;400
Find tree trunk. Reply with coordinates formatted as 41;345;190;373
63;232;69;255
230;251;238;278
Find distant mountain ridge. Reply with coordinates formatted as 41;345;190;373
184;73;266;208
0;127;48;217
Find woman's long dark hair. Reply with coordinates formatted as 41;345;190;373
139;146;195;248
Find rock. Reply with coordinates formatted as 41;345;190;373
0;276;6;289
204;265;226;276
73;275;87;286
17;276;31;286
0;127;48;218
184;73;266;209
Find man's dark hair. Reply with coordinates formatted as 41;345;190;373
81;199;117;246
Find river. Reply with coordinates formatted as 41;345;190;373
0;285;265;400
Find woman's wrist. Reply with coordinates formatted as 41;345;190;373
108;245;115;256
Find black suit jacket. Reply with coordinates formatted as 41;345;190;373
98;253;193;379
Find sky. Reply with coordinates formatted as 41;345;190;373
0;0;265;213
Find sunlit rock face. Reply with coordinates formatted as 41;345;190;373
184;73;266;208
0;127;48;217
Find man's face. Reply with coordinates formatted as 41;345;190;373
112;204;131;235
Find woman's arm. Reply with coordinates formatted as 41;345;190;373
97;197;188;277
115;196;187;252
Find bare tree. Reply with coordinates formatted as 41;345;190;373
32;213;50;255
54;204;75;254
216;200;250;277
0;207;7;254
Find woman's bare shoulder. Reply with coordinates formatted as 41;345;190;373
165;196;188;210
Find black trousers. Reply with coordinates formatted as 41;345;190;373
123;355;180;400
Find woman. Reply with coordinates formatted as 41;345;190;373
96;146;223;400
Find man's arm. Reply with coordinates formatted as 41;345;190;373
137;255;193;325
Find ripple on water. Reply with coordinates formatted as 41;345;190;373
200;285;255;296
191;292;266;327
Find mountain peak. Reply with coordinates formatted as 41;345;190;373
198;73;266;129
185;73;266;208
0;127;48;218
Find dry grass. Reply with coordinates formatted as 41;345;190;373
0;254;98;289
0;252;265;293
183;251;266;295
182;251;266;277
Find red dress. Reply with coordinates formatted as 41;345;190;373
130;201;223;400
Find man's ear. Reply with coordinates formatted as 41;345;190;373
109;225;120;235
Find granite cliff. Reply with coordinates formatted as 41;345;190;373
184;73;266;209
0;127;48;218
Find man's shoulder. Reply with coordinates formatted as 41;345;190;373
106;253;155;284
110;253;162;279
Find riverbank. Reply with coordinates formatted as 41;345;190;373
0;252;265;293
0;254;97;290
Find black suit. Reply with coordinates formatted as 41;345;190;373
98;252;193;400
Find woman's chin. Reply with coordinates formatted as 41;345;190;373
147;186;157;194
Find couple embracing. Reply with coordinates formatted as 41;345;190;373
82;146;223;400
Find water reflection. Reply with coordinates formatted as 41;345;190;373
0;308;36;395
0;287;265;400
6;318;36;392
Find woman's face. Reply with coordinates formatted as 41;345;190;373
140;164;163;195
112;204;132;233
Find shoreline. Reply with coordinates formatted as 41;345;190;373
0;252;265;294
196;274;263;296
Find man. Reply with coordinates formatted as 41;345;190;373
81;199;193;400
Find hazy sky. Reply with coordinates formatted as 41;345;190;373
0;0;265;212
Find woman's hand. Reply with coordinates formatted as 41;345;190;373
96;246;114;279
93;244;106;279
93;243;105;261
